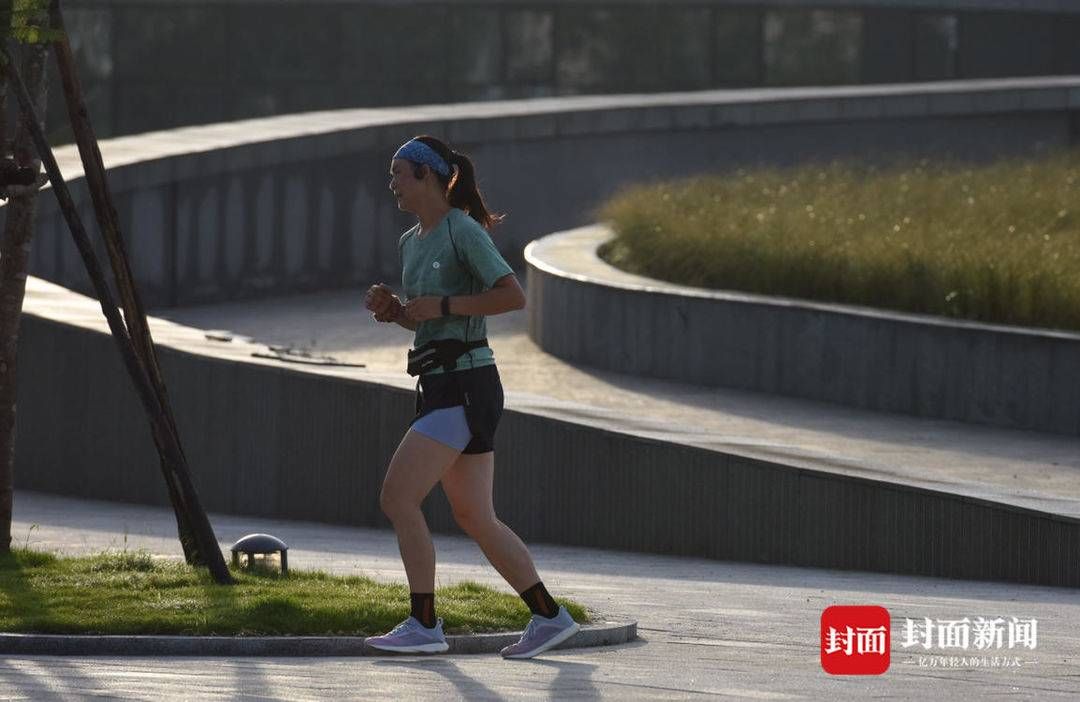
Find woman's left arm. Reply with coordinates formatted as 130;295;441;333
403;274;525;322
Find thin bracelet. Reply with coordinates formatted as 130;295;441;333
441;296;451;317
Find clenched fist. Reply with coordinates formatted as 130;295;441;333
364;283;403;322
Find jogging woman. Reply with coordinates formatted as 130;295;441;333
362;136;579;659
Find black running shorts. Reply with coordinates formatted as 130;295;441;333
411;364;504;454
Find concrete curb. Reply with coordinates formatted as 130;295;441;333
525;225;1080;437
0;621;636;657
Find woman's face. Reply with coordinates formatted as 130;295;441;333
389;158;424;213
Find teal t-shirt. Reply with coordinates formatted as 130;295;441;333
399;208;514;374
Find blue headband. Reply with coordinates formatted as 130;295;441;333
393;139;452;177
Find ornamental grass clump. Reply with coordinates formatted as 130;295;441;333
598;152;1080;332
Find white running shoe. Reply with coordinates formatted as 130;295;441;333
365;617;449;654
500;606;580;659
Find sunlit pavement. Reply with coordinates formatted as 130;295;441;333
6;491;1080;700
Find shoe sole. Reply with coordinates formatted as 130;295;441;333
502;621;581;659
365;641;449;654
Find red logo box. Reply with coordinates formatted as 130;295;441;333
821;605;891;675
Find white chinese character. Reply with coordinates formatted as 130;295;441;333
901;618;934;649
972;617;1006;650
937;618;971;649
855;626;888;655
824;626;853;655
1008;618;1038;650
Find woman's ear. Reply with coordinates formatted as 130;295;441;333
413;164;427;180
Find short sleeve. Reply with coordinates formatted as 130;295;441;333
454;219;514;288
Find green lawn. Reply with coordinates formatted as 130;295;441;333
598;152;1080;332
0;549;587;636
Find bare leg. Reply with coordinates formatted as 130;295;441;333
441;451;541;593
379;429;462;593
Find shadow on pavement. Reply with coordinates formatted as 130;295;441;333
372;658;505;701
0;657;105;700
525;658;601;700
228;657;275;701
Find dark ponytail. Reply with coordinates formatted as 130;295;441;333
414;135;505;232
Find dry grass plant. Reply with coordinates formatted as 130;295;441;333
599;152;1080;331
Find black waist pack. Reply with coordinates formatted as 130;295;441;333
407;338;489;376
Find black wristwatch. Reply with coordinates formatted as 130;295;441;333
441;296;451;317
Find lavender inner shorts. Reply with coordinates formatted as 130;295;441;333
410;405;472;451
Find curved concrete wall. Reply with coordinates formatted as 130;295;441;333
15;278;1080;588
55;0;1080;138
8;81;1080;587
525;226;1080;437
14;77;1080;308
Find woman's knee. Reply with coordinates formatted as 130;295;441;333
379;486;419;522
452;506;498;538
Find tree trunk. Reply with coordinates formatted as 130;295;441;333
0;41;49;554
1;59;7;152
0;64;8;555
49;0;203;565
1;47;233;584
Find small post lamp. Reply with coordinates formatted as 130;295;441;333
230;533;289;575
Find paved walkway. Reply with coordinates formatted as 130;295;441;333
157;287;1080;519
6;491;1080;700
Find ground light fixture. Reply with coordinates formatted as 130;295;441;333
230;533;289;575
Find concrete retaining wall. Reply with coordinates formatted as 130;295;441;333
14;298;1080;588
53;1;1080;139
14;78;1080;309
526;226;1080;437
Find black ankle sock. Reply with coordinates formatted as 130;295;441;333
410;592;436;628
520;581;559;619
